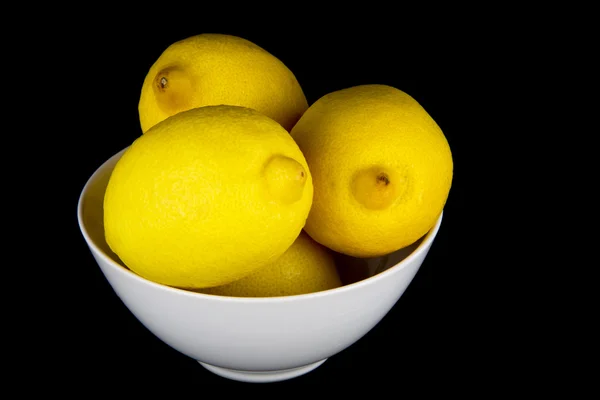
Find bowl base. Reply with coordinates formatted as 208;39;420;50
198;359;327;383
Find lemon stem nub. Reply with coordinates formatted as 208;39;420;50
264;155;307;204
153;66;194;114
376;173;390;185
352;167;400;210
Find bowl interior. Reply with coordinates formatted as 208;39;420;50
79;148;437;294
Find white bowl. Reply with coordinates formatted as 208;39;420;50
77;148;444;383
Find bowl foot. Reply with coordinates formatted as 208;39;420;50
198;359;327;383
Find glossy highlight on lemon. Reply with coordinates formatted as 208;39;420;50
290;84;453;258
138;33;308;133
103;105;313;289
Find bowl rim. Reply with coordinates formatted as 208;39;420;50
78;147;444;304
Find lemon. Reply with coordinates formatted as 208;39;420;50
198;231;342;297
138;33;308;133
290;84;453;258
103;105;313;289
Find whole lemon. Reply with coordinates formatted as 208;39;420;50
198;231;342;298
290;84;453;258
104;105;313;289
138;33;308;133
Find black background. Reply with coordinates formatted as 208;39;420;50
57;18;496;389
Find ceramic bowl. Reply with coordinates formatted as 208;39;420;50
77;148;443;383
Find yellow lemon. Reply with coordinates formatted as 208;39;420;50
198;231;341;297
290;84;453;258
138;33;308;133
104;105;313;289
